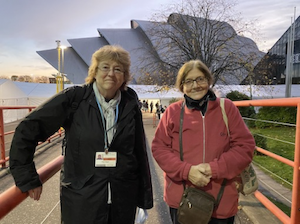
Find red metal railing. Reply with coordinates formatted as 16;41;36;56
0;106;64;168
0;156;63;219
233;97;300;224
153;113;157;128
0;106;35;168
0;98;300;223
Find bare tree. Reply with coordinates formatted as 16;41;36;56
0;76;10;80
16;75;33;82
16;76;25;82
137;0;263;86
11;75;18;81
1;75;51;83
247;53;286;85
33;76;50;83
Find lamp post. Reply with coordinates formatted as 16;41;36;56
55;40;66;92
61;45;66;90
55;40;62;93
285;9;296;98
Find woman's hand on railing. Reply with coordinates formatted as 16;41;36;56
28;186;43;201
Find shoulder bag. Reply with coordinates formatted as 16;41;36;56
220;98;258;196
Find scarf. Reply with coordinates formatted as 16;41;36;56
184;90;216;115
93;82;121;146
184;93;209;110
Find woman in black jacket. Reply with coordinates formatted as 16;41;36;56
9;45;153;224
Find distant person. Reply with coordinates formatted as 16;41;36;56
152;59;255;224
9;45;153;224
159;104;165;113
156;103;161;119
145;100;149;112
150;101;154;113
159;105;166;119
142;100;147;112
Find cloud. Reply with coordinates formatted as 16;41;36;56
235;0;299;50
0;0;299;77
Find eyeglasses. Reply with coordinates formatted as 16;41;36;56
182;76;207;87
98;65;124;75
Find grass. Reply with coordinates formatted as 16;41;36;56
250;126;295;189
268;196;291;216
249;126;295;216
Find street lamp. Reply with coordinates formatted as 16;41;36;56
55;40;66;93
61;45;66;90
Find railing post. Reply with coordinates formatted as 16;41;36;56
153;113;156;128
291;103;300;224
0;109;5;168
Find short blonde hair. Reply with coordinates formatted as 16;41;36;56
175;60;214;92
85;45;131;90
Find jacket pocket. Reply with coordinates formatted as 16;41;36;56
61;174;94;190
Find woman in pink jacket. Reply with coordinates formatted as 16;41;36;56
151;60;255;224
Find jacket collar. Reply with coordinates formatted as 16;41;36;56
86;84;139;118
184;89;216;111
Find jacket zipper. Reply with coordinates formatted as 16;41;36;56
201;112;205;163
201;99;210;163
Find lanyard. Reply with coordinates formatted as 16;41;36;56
95;97;119;152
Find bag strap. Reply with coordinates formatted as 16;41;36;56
179;102;185;190
179;102;226;206
62;85;86;155
68;85;86;115
220;98;230;137
179;102;185;162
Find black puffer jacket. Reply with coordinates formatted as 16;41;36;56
9;84;153;223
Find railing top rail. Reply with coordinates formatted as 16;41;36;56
233;97;300;107
1;98;300;109
0;156;64;220
0;106;36;110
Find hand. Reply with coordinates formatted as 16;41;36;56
188;164;211;187
28;186;43;201
198;163;212;177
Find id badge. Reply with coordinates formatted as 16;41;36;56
95;152;117;167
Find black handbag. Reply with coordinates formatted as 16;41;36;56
177;102;226;224
177;187;217;224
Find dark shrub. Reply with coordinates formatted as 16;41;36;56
226;91;256;127
253;133;267;156
256;106;296;128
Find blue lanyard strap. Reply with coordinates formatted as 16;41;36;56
95;97;119;151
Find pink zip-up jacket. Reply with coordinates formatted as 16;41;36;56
151;97;256;219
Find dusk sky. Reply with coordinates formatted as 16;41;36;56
0;0;299;79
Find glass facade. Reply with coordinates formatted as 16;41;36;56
251;16;300;85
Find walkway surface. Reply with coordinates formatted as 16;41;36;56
0;112;292;223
